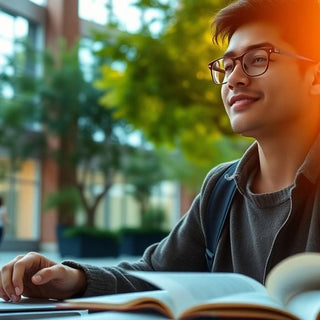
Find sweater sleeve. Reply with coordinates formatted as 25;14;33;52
62;162;234;297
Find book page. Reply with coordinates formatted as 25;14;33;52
65;290;176;318
286;290;320;320
180;291;298;320
131;271;266;317
266;253;320;306
65;272;299;319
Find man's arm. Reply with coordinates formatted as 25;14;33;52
0;252;86;302
0;163;229;300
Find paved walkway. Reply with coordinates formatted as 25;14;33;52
0;251;140;267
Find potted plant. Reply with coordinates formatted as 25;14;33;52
119;206;169;256
119;149;170;255
44;187;119;258
57;225;119;258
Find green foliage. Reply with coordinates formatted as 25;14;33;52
120;226;169;235
0;39;131;227
0;43;46;169
95;0;246;172
0;160;8;180
123;147;169;222
141;206;167;230
63;225;119;240
124;149;167;194
44;187;81;216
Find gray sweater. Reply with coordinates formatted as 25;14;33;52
63;135;320;296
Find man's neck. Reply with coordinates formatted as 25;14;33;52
252;127;319;194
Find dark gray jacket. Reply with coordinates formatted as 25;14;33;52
64;136;320;296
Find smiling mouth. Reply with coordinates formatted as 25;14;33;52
229;97;259;108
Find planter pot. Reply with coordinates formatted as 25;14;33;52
119;229;169;256
57;225;119;258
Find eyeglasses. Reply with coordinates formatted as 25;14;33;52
208;47;316;85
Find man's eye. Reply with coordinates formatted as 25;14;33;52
224;62;233;72
251;56;267;64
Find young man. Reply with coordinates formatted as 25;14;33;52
1;0;320;302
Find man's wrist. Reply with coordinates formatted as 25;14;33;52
62;261;88;297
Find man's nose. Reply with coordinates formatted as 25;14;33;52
226;61;250;88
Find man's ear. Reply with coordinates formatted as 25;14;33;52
310;62;320;95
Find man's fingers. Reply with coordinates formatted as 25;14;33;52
0;272;11;301
0;253;82;301
2;252;55;301
12;259;29;298
0;254;24;301
11;253;42;299
31;264;66;285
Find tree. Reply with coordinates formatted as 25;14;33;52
95;0;249;175
0;40;129;228
123;147;168;225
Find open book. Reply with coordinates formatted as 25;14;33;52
62;252;320;320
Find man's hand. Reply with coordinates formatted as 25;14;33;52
0;252;87;302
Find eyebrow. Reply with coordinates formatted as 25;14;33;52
223;42;275;58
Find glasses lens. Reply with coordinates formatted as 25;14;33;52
243;49;269;76
212;59;226;84
209;48;271;85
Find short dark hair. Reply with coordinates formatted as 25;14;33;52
212;0;320;60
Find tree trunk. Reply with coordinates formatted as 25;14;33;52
57;132;77;226
78;179;112;228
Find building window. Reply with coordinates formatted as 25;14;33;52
0;7;43;242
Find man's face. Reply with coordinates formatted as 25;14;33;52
221;21;317;139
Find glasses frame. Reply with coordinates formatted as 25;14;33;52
208;47;316;85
